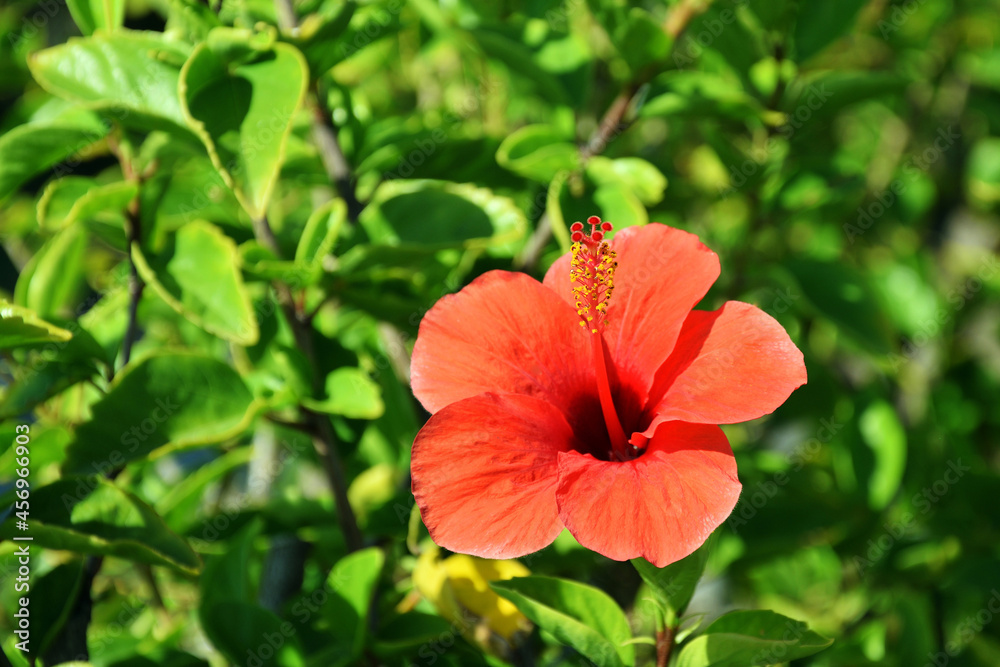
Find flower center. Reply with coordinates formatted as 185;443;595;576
571;216;631;461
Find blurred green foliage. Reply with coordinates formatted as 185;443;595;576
0;0;999;665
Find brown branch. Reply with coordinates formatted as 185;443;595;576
311;99;365;222
656;623;678;667
522;0;713;271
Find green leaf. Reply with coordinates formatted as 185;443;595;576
325;547;386;663
29;31;192;131
36;177;136;247
793;0;868;62
199;520;259;610
642;72;774;123
14;225;88;318
785;258;893;354
180;27;308;219
586;157;668;206
469;28;570;105
675;610;833;667
66;0;125;35
0;477;201;574
0;327;106;419
496;125;580;182
967;137;1000;205
302;367;384;419
294;198;347;280
491;576;634;667
0;302;73;349
62;352;258;474
132;220;259;345
0;110;109;202
632;540;710;625
286;1;357;78
359;180;527;256
201;602;305;667
612;8;672;76
859;400;907;510
26;559;86;658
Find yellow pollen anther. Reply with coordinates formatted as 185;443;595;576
569;218;618;334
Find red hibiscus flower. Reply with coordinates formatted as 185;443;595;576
410;219;806;567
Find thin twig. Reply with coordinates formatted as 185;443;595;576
521;0;712;271
254;215;363;551
311;99;365;222
273;0;363;222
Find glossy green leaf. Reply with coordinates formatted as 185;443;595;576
586;156;668;206
62;352;258;474
132;220;259;345
66;0;125;35
0;302;73;349
0;477;201;573
491;576;634;667
0;110;108;202
325;548;386;663
302;367;384;419
859;400;907;510
14;226;88;318
36;177;136;242
676;610;833;667
496;125;580;182
180;27;308;219
359;180;528;256
29;31;192;130
642;72;774;123
632;540;710;625
295;198;347;280
201;602;305;667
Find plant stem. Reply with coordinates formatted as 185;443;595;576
656;623;677;667
521;0;712;270
253;215;364;552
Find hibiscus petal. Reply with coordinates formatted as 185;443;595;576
543;224;720;395
411;270;593;415
412;392;576;559
640;301;806;434
555;422;740;567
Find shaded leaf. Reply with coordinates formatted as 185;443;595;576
180;27;308;219
0;477;201;574
62;352;258;474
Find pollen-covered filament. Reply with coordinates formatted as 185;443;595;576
570;219;618;335
570;216;631;460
